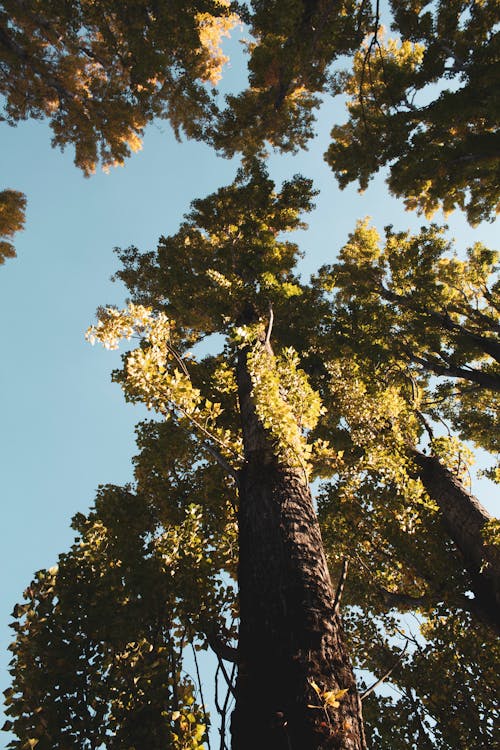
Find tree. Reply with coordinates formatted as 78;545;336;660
209;0;371;159
3;2;499;748
207;1;500;224
87;164;366;749
312;220;500;629
0;0;237;263
4;480;229;750
6;159;500;747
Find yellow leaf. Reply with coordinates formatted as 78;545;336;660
323;688;349;708
309;679;322;697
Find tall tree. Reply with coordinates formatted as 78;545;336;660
5;168;499;747
312;220;500;631
86;164;367;749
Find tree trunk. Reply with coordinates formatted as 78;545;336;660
411;448;500;634
231;344;366;750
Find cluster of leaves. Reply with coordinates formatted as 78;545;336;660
325;0;500;223
113;161;316;336
239;328;334;475
315;219;500;478
87;302;243;468
0;189;26;263
350;608;499;749
0;0;238;175
210;0;372;158
5;424;238;749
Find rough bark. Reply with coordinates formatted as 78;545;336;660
411;448;500;634
231;343;366;750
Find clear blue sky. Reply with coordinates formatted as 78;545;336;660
1;32;498;745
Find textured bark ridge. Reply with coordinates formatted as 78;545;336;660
231;346;366;750
412;448;500;634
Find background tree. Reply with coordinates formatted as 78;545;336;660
209;0;371;159
0;0;237;264
4;478;234;750
306;222;500;744
209;1;499;224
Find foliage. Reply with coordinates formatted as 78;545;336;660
0;189;26;264
315;220;500;477
87;166;333;479
4;433;238;749
210;0;371;159
0;0;237;174
3;1;500;737
6;155;499;746
354;609;499;749
113;160;316;334
325;1;500;223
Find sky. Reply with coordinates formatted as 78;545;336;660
1;30;498;747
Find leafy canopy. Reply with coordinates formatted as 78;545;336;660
1;0;237;174
325;0;500;223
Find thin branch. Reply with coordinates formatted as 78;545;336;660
333;557;349;616
415;409;434;443
163;400;242;471
191;643;212;750
201;440;240;488
216;654;237;698
361;641;409;700
166;341;191;377
265;303;274;349
406;350;500;392
207;630;239;664
406;687;436;749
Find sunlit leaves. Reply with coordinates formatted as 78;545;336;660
114;163;316;337
0;189;26;264
0;0;238;174
245;332;325;476
325;2;500;223
5;485;216;750
87;303;243;464
210;0;371;159
316;221;500;466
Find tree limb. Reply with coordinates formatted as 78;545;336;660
360;641;408;700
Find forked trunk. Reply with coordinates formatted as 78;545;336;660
231;345;366;750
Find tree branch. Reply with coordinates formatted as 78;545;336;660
333;557;349;615
360;641;408;700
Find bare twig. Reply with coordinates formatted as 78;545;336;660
361;640;409;699
333;557;349;615
265;303;274;349
191;643;212;750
